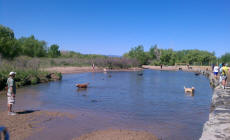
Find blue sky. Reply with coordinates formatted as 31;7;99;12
0;0;229;56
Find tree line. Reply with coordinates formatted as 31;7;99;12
1;24;230;66
0;25;115;60
0;25;139;69
124;45;230;66
0;25;60;59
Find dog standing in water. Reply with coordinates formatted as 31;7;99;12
76;83;89;88
184;86;195;96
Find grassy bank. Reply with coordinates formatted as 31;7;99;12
25;56;139;69
0;55;138;91
0;59;62;91
0;55;139;69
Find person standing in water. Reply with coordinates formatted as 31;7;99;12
7;72;17;115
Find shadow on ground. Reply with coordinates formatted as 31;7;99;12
16;110;40;114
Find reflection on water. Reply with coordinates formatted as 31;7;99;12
0;70;213;140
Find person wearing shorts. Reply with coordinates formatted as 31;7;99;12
7;72;17;115
220;63;229;89
213;65;219;78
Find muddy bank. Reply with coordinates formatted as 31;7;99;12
0;110;75;140
43;66;142;74
73;129;158;140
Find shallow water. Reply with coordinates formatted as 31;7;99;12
0;70;213;140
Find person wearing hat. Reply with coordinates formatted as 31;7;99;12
7;72;17;115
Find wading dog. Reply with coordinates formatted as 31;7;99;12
184;86;195;93
76;83;89;88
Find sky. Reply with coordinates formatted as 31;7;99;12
0;0;229;57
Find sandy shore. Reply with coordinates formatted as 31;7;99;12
0;110;159;140
0;110;75;140
43;66;142;74
73;129;158;140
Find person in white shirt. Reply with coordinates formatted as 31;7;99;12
213;65;219;79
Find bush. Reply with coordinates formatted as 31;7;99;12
48;44;61;58
0;59;61;91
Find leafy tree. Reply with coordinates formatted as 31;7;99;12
48;44;61;58
220;53;230;63
174;50;216;65
125;45;149;65
148;45;161;60
160;49;176;65
0;25;20;59
18;35;47;57
125;46;216;66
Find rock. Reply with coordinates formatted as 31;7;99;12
50;73;62;80
200;74;230;140
46;73;62;81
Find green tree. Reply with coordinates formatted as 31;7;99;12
18;35;47;57
0;25;20;59
48;44;61;58
148;45;157;60
174;49;216;65
160;49;176;65
125;45;149;65
220;53;230;63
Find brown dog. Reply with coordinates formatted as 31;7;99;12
76;83;89;88
184;86;195;93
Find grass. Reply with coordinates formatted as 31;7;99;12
0;55;138;91
3;55;139;69
0;58;62;91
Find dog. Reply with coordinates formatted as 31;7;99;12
137;73;143;76
184;86;195;93
76;83;89;88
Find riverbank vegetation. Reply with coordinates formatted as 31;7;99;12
0;25;138;91
0;59;62;91
0;25;139;69
2;24;230;68
124;45;230;66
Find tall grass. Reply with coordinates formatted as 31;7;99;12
0;55;138;91
13;56;140;68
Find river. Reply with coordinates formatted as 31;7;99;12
0;70;213;140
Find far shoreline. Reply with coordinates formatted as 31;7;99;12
142;65;212;73
42;66;143;74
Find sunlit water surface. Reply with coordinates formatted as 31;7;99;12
0;70;213;140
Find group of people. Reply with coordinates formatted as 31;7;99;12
213;63;230;89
